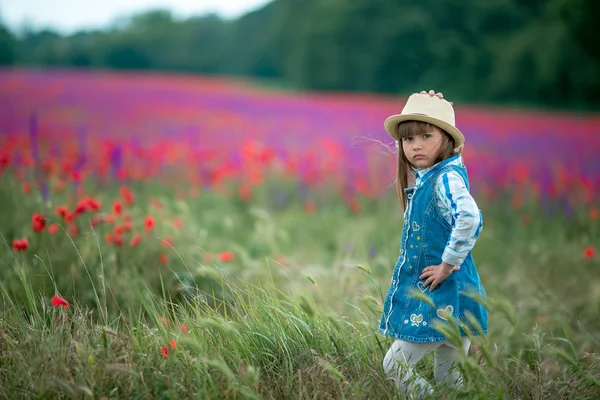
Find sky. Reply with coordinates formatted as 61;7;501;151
1;0;272;35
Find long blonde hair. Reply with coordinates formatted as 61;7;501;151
395;121;456;211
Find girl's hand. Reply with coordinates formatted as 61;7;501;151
419;262;460;291
419;90;453;106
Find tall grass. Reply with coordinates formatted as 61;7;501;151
1;174;599;399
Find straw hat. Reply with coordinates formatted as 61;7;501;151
384;92;464;148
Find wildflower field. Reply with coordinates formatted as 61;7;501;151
1;68;599;399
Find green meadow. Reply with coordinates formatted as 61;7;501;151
1;172;599;399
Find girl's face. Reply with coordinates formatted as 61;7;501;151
401;127;445;170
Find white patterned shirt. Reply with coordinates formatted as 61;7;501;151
411;155;483;266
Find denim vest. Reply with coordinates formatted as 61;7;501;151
378;155;488;343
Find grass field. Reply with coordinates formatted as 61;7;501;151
1;69;599;399
2;172;599;399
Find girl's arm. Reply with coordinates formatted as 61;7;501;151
435;171;483;267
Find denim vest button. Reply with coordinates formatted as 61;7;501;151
407;194;413;200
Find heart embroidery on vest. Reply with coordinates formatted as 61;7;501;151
410;313;423;327
412;222;420;231
436;305;454;320
417;281;427;292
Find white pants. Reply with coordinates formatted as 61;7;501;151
383;337;470;399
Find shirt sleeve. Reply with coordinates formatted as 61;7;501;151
435;170;483;266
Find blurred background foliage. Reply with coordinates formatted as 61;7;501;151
0;0;599;110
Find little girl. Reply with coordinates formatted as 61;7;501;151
379;90;488;398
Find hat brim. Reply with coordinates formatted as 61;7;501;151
384;114;465;147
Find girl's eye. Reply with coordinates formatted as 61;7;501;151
403;137;413;142
422;134;431;139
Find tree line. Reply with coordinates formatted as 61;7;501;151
1;0;599;109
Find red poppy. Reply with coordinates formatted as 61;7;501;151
32;212;45;223
259;148;275;164
161;237;173;248
53;180;67;192
12;238;28;251
219;251;234;262
590;208;599;221
48;223;59;235
548;183;558;198
238;185;252;201
86;197;102;212
0;151;9;169
21;155;33;167
51;295;69;307
113;200;123;215
55;205;68;219
42;159;54;176
22;181;31;194
116;168;127;181
32;212;46;232
161;346;169;358
180;324;189;334
169;340;177;350
71;170;82;182
584;246;596;259
145;216;155;231
120;186;135;205
348;198;362;214
511;195;523;210
304;201;317;214
61;161;72;175
354;177;369;195
114;225;126;235
112;234;123;247
159;254;168;264
74;203;87;215
129;234;141;247
173;218;183;230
